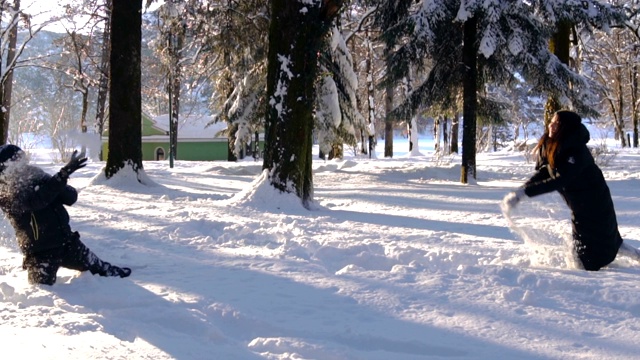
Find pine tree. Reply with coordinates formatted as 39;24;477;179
180;0;270;160
377;0;626;183
530;0;627;124
374;0;414;158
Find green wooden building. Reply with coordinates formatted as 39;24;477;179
102;113;260;161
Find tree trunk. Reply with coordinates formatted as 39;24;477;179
461;17;477;184
0;0;20;144
366;33;375;156
227;123;239;161
80;90;89;134
106;0;143;179
384;47;394;158
404;74;412;152
263;0;342;207
222;0;237;162
443;115;449;153
544;20;571;126
95;0;112;160
0;3;3;144
384;88;394;157
450;113;459;154
615;68;626;147
169;23;184;160
434;116;440;152
632;64;639;148
407;121;413;152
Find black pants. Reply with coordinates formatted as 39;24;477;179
23;232;109;285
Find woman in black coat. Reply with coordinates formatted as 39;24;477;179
503;110;624;271
0;145;131;285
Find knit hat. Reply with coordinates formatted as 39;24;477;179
0;144;23;166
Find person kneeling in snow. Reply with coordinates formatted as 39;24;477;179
502;110;636;271
0;144;131;285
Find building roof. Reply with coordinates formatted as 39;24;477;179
147;114;229;141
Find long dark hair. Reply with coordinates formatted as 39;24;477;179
535;110;582;168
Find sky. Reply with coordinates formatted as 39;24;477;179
20;0;162;33
1;132;639;359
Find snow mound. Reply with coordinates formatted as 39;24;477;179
87;164;159;190
225;170;307;211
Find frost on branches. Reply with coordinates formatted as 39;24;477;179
393;0;626;120
315;26;365;157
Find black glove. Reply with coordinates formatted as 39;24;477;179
59;150;87;179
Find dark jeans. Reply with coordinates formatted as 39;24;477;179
22;232;109;285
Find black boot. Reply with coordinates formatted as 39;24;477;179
110;266;132;278
97;262;131;278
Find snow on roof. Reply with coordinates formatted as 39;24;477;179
152;114;228;139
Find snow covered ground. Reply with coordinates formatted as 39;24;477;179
1;135;640;360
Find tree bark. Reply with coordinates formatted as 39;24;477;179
384;88;394;157
443;115;449;153
365;33;375;156
263;0;342;207
106;0;143;179
95;0;112;160
615;67;626;146
68;32;89;137
223;0;237;162
168;19;184;161
0;0;20;144
461;16;477;184
632;64;639;148
384;46;394;158
450;113;459;154
544;20;571;126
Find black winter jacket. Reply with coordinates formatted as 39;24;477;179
523;124;622;270
0;164;76;255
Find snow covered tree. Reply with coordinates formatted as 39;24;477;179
362;29;378;156
583;1;639;147
0;0;19;145
492;80;545;150
461;15;477;183
56;0;114;151
543;19;572;124
164;0;269;160
584;28;636;147
0;0;56;144
374;0;414;158
536;2;625;124
53;30;97;142
105;0;144;180
157;0;186;162
315;25;366;159
339;2;385;157
624;1;639;148
263;0;343;207
377;0;626;183
93;0;111;156
172;0;359;166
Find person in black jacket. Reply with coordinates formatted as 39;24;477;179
503;110;625;271
0;144;131;285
